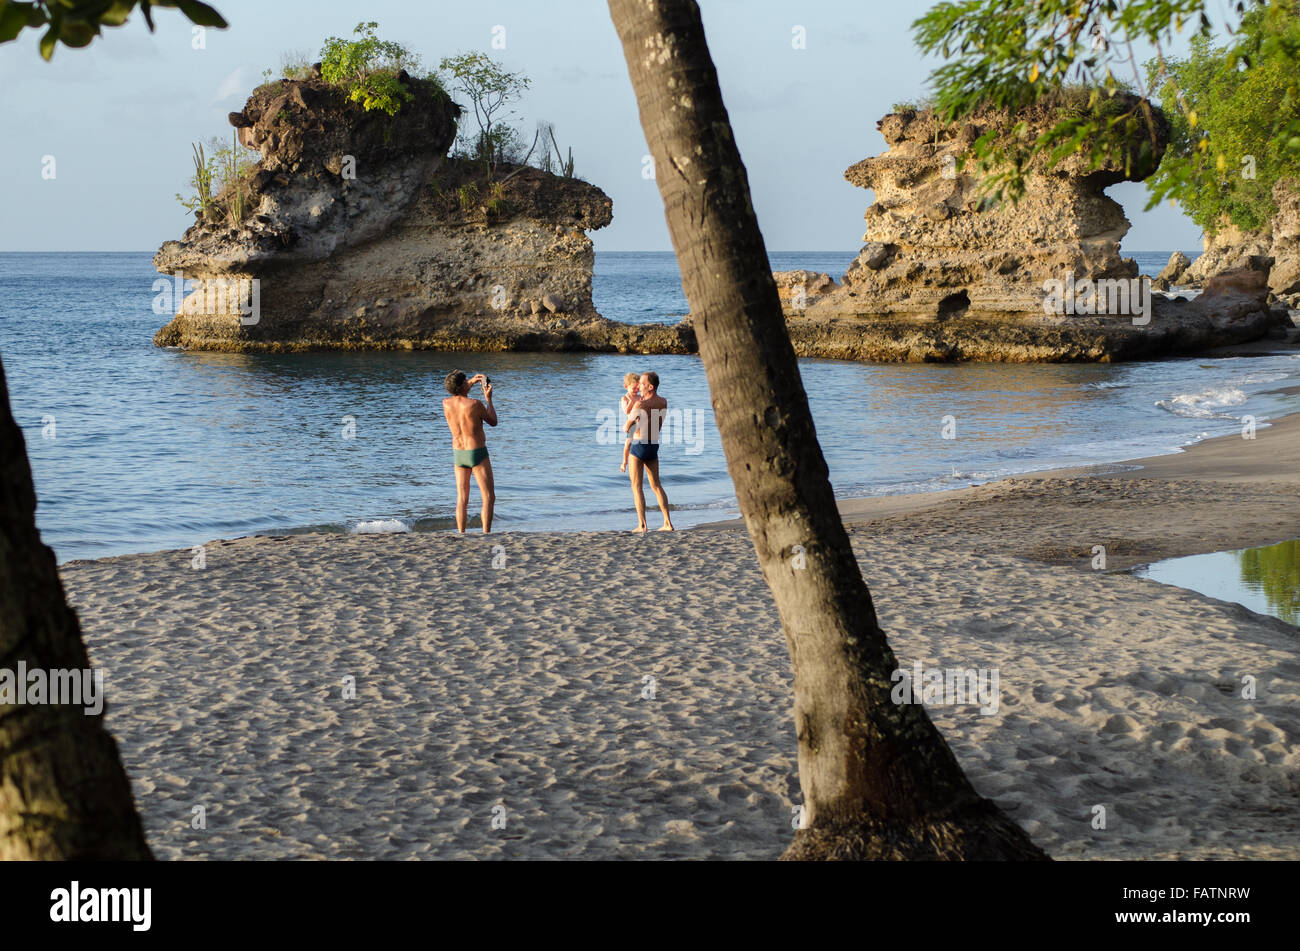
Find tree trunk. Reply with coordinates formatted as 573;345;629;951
0;356;153;859
608;0;1048;860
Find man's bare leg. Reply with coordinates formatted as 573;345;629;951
645;458;674;531
628;456;648;532
472;458;495;533
454;464;472;533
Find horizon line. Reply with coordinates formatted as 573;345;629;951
0;248;1206;255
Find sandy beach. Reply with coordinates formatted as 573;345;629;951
58;413;1300;861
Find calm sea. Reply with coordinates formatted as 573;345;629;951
2;250;1298;562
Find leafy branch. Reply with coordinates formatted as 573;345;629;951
0;0;226;61
910;0;1269;206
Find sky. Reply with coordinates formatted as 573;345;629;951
0;0;1218;254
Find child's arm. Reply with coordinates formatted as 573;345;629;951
623;399;644;435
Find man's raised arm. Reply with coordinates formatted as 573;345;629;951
480;381;498;427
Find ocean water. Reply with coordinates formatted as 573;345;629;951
2;250;1299;563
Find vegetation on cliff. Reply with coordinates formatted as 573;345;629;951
1144;4;1300;233
174;132;257;227
319;20;431;117
911;0;1299;218
439;51;531;168
176;23;581;231
175;23;448;224
896;84;1165;207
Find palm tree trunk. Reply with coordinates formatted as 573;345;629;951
0;356;153;860
608;0;1047;859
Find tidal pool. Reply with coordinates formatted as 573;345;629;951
1135;539;1300;627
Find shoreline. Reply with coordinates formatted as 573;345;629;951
698;406;1300;569
54;368;1300;861
58;404;1300;568
58;466;1300;861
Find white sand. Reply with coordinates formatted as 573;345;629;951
61;527;1300;860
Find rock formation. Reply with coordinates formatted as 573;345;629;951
1178;219;1273;285
1153;250;1190;289
1268;178;1300;307
154;72;692;354
773;97;1287;361
156;76;1289;362
839;100;1158;317
1152;180;1298;308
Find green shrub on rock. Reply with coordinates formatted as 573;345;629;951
320;21;419;116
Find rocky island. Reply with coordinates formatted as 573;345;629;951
156;78;1290;363
153;69;692;354
774;97;1292;361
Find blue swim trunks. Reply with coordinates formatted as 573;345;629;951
630;440;659;462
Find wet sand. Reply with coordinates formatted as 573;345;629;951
705;412;1300;570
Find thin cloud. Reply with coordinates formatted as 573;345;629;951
551;65;619;84
214;66;252;102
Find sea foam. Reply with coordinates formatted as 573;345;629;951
1154;387;1247;419
350;518;413;534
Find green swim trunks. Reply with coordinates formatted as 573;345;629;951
453;446;489;469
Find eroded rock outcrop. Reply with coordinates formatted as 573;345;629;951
1180;219;1273;285
774;98;1286;360
1268;178;1300;306
1149;181;1298;308
154;74;692;353
1153;250;1191;289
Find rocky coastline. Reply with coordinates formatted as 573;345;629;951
155;80;1291;362
1151;178;1300;308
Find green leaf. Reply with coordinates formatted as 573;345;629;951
38;24;56;59
98;1;138;27
0;3;36;43
173;0;227;28
60;20;97;47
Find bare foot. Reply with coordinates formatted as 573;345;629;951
632;525;647;533
658;523;675;532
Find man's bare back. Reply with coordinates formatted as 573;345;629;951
443;393;491;450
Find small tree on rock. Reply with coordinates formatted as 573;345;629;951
439;51;531;169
